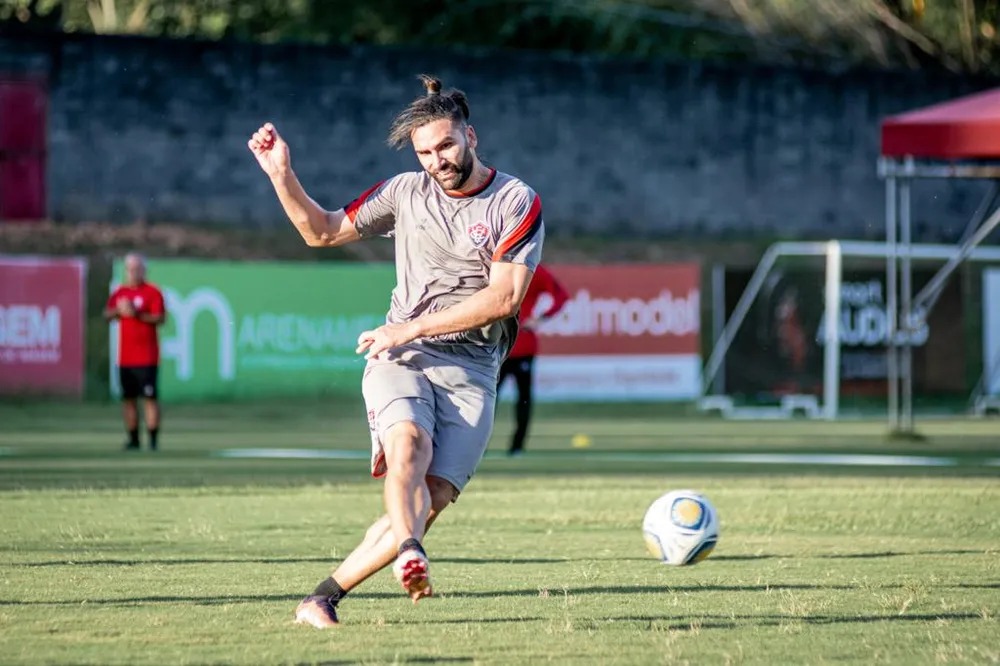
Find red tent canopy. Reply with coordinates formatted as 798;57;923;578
881;87;1000;159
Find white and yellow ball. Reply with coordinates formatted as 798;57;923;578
642;489;719;566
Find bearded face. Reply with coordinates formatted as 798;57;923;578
411;118;477;191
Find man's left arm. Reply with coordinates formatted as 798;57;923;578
356;262;534;360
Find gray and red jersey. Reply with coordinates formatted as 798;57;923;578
345;168;544;367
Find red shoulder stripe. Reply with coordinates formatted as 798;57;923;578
492;194;542;261
345;181;386;222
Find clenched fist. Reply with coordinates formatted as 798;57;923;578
248;122;291;178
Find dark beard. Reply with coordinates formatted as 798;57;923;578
433;148;475;190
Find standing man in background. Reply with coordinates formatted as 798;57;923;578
497;263;568;456
104;253;166;451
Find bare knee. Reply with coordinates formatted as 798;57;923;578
384;421;433;472
427;475;458;514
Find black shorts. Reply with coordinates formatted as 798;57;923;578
119;365;159;400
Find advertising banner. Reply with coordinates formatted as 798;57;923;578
985;269;1000;396
110;259;396;400
0;256;86;396
531;263;702;401
724;267;966;398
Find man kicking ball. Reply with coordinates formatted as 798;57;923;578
248;74;544;626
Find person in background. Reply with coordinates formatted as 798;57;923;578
104;253;166;451
498;263;569;456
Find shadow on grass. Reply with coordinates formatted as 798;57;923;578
4;579;992;606
704;554;780;561
818;549;988;559
14;556;571;568
592;611;985;631
418;617;543;625
954;583;1000;589
290;661;474;666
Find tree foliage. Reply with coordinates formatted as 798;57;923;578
2;0;998;74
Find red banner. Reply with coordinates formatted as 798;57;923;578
524;263;702;402
0;257;86;396
538;264;701;355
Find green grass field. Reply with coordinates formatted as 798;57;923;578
0;399;997;665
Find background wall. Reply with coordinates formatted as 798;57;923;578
0;32;991;240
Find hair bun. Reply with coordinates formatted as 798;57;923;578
418;74;442;96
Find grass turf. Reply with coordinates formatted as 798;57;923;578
0;400;997;664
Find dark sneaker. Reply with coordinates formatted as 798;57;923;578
294;595;340;628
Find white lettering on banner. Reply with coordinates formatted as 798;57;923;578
542;289;699;337
816;279;928;347
840;280;882;306
160;285;385;382
529;354;702;402
237;314;382;353
161;287;237;382
16;349;61;362
0;305;60;348
816;308;929;347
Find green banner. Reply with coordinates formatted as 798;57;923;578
110;259;395;400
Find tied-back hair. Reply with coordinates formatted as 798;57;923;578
387;74;471;149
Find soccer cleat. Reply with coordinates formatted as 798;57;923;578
293;595;340;628
122;442;140;451
393;549;433;603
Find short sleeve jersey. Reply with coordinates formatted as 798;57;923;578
107;282;166;367
345;168;544;365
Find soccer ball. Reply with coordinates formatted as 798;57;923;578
642;489;719;566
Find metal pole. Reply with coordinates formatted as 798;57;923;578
702;244;784;393
711;263;726;395
912;196;1000;317
823;241;842;420
885;172;899;431
900;160;914;433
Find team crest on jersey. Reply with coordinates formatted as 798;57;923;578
467;221;490;248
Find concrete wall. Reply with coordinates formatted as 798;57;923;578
0;32;991;240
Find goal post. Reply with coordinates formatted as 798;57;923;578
822;241;842;420
701;240;1000;421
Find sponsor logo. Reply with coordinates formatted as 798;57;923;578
0;305;61;364
816;280;929;347
542;289;700;337
160;287;237;381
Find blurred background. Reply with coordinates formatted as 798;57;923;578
1;0;999;425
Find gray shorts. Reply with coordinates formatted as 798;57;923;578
362;341;498;496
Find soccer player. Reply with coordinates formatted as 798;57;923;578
104;253;167;451
497;263;569;456
248;74;544;628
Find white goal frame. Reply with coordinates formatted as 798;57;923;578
701;240;1000;421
